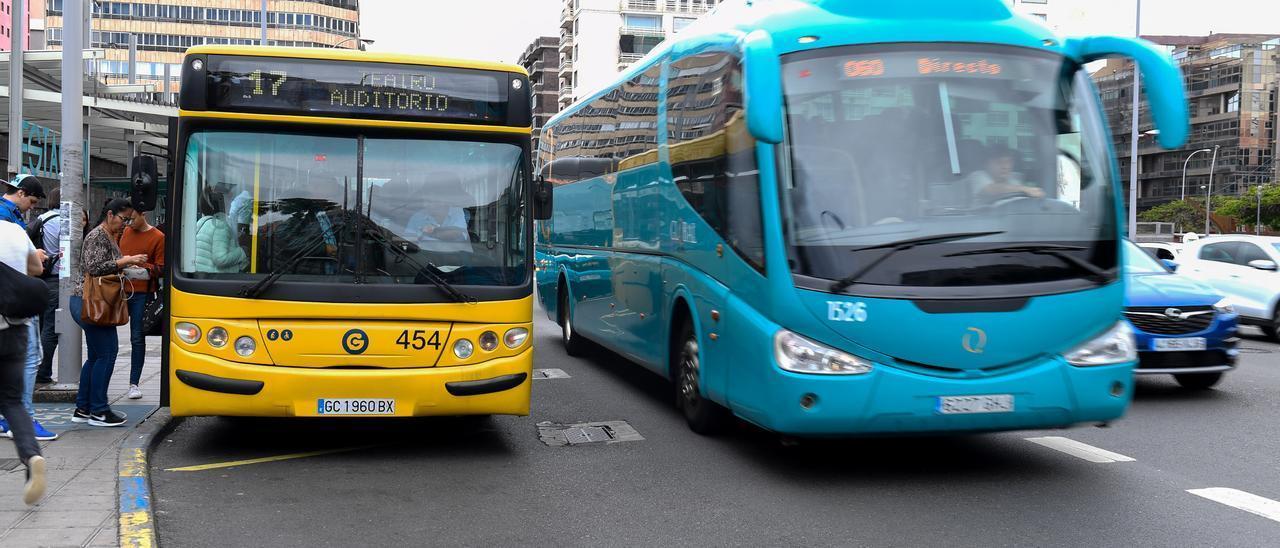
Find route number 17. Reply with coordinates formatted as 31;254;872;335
396;330;440;350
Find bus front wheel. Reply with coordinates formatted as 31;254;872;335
673;321;730;435
559;283;587;357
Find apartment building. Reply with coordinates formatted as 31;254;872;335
1007;0;1052;26
44;0;361;97
1093;34;1280;211
0;0;33;50
558;0;717;108
519;36;561;155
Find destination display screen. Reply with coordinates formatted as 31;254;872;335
203;56;508;123
836;52;1005;80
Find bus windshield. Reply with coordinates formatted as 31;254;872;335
179;130;527;287
780;44;1117;293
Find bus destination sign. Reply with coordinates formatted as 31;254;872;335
204;56;508;123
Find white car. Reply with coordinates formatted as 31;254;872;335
1138;241;1181;261
1177;235;1280;341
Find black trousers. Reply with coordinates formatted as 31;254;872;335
38;277;59;383
0;327;41;463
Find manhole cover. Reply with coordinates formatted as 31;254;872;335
533;368;571;379
536;420;644;446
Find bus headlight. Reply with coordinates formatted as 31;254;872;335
479;331;499;352
1063;322;1136;366
234;336;256;357
207;327;229;348
453;339;474;359
1213;297;1235;315
504;327;529;348
773;329;873;375
175;322;201;345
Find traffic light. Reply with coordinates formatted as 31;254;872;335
131;155;159;212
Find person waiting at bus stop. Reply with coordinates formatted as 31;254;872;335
119;210;165;400
69;199;149;427
0;216;50;505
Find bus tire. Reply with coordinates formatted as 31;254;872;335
673;320;730;435
1174;372;1223;390
558;282;587;357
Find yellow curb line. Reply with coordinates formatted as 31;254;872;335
163;445;378;472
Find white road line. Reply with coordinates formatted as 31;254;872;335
1189;488;1280;524
1024;436;1136;463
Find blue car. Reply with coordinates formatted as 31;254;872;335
1124;240;1239;389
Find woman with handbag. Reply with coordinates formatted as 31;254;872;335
68;198;147;427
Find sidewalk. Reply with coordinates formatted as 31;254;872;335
0;326;162;547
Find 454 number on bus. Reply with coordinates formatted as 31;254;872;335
396;330;441;350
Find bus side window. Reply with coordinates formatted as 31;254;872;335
669;52;765;271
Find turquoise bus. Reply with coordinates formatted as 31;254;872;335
535;0;1189;435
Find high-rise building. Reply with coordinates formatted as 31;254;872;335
558;0;717;108
1092;34;1279;212
0;0;32;50
43;0;361;98
518;36;560;155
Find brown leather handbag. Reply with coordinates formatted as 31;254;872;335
81;272;129;326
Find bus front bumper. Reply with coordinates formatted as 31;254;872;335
732;358;1134;437
168;346;532;417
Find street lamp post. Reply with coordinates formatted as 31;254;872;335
1258;184;1265;236
1181;148;1213;200
1204;144;1219;235
1127;0;1141;240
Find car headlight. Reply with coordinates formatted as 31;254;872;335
1213;297;1235;315
1063;321;1136;367
774;329;873;375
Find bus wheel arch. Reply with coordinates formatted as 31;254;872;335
669;296;730;435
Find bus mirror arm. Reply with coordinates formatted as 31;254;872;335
743;30;785;144
1064;36;1189;149
534;177;553;221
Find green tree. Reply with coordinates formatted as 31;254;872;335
1214;183;1280;231
1138;198;1203;230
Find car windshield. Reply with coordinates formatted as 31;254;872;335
1124;241;1169;274
780;44;1117;293
179;130;527;286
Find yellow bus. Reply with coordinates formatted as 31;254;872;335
160;46;550;417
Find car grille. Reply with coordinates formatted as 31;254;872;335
1137;350;1232;370
1124;305;1214;335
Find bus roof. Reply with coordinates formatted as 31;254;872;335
184;45;528;76
548;0;1060;128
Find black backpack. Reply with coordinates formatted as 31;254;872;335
26;210;58;249
0;260;46;319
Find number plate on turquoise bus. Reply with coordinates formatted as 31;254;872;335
937;395;1014;415
317;399;396;415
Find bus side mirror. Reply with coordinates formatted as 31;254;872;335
533;177;553;221
743;30;784;144
1064;35;1189;149
130;155;159;212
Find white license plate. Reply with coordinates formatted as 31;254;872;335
316;398;396;415
1153;337;1206;352
937;395;1014;415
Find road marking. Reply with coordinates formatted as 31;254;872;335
1189;488;1280;524
1024;436;1136;463
164;445;376;472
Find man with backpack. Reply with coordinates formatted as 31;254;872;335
27;193;63;386
0;175;58;442
0;215;50;505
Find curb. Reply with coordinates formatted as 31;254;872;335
117;408;181;548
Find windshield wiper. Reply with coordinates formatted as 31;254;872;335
943;244;1111;284
238;227;334;299
357;220;475;303
828;231;1005;293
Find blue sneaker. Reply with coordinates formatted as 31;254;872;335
0;418;9;439
32;420;57;441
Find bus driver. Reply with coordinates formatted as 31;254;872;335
406;173;471;243
968;144;1044;203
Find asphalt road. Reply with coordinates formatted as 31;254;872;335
150;317;1280;547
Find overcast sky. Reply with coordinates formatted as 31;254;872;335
359;0;1280;64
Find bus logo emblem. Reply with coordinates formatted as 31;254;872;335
962;327;987;354
342;329;369;355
